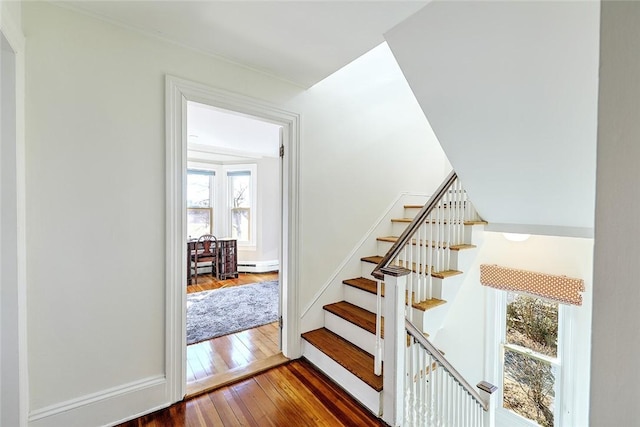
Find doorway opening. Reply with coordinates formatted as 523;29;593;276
165;75;300;402
184;102;285;394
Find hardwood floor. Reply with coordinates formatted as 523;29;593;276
187;271;279;294
186;272;281;395
117;359;387;427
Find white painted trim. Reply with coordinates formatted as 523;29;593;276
324;311;381;356
485;223;594;239
237;259;279;273
166;75;301;404
300;192;428;318
1;9;27;427
28;376;165;422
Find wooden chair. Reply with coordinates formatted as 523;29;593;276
191;234;219;284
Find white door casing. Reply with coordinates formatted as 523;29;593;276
165;75;301;402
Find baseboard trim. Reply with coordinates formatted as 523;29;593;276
28;375;167;426
237;260;279;273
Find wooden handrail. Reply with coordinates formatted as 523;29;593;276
372;170;458;280
405;319;491;411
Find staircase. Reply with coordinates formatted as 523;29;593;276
302;197;486;417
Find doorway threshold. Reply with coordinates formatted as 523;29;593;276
185;352;289;399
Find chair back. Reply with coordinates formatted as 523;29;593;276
196;234;217;257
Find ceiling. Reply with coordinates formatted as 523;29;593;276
57;1;428;88
187;101;281;160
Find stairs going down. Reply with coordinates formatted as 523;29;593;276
301;202;485;417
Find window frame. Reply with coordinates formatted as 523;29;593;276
186;162;257;248
486;289;576;427
223;164;257;248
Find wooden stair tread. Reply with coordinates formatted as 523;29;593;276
377;236;476;251
343;277;383;296
361;256;462;279
404;203;467;209
302;328;383;392
324;301;382;337
342;277;444;313
391;218;487;226
412;298;447;311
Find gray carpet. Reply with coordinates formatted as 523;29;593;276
186;280;279;345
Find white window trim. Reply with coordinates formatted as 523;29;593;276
186;162;258;249
486;289;576;427
223;163;257;249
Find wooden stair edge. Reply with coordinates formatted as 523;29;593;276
360;256;463;279
390;218;488;226
342;277;381;296
376;236;476;251
342;277;446;313
302;328;382;392
323;301;381;337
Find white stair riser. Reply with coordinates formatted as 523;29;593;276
303;341;382;416
403;204;469;219
324;311;383;356
432;274;464;302
358;261;448;300
343;283;450;336
345;285;378;313
391;222;475;241
360;261;378;280
410;302;449;336
376;241;464;271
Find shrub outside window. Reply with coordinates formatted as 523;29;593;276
501;293;560;427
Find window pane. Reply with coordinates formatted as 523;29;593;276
187;173;212;208
506;293;558;357
228;171;251;240
187;208;212;238
231;207;250;241
503;348;556;427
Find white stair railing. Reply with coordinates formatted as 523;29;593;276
376;171;496;426
405;319;496;427
373;171;481;318
381;268;497;427
372;171;480;374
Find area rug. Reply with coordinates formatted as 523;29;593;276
187;280;279;345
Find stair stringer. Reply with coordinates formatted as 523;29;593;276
299;193;428;334
302;202;486;419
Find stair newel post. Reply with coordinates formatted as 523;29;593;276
381;265;411;427
477;381;498;427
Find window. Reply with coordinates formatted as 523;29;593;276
227;170;251;241
487;288;576;427
186;164;257;247
186;169;214;238
502;293;559;427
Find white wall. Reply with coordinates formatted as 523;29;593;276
23;2;301;424
434;232;593;426
385;1;600;237
23;3;448;425
287;42;450;312
590;2;640;425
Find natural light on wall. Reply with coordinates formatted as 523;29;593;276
502;232;531;242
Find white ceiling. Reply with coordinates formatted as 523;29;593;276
187;101;281;159
57;1;428;88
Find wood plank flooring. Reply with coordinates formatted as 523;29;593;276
186;272;281;394
117;359;387;427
